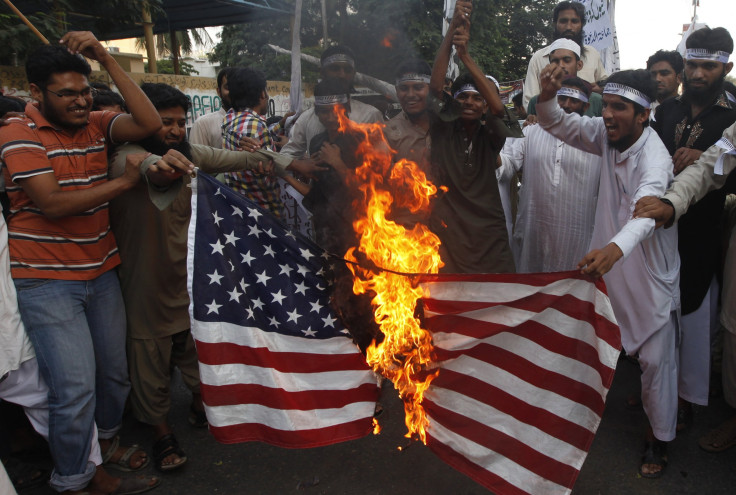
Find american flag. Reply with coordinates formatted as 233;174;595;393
188;173;621;493
419;272;621;495
187;173;380;447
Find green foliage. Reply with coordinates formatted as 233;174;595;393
0;0;162;66
145;59;200;76
210;0;557;83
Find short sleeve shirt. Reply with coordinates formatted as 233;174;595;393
0;103;121;280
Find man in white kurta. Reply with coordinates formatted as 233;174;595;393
498;78;600;272
634;122;736;453
536;66;680;476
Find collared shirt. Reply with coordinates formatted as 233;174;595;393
222;108;284;217
0;103;121;280
537;96;680;353
523;43;608;109
189;107;227;148
427;93;520;274
653;90;736;313
498;124;600;272
280;99;384;159
384;111;430;167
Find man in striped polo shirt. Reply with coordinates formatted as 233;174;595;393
0;32;162;494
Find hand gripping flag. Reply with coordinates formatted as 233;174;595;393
187;173;380;447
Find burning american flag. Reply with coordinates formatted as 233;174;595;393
187;170;620;494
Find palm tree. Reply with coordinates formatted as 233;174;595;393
136;28;213;74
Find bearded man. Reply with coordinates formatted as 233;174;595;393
652;27;736;432
522;1;607;109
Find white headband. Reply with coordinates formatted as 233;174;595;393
485;75;500;91
557;86;589;102
314;94;349;106
396;73;431;86
685;48;730;63
603;83;652;108
322;54;355;68
453;84;480;100
547;38;581;58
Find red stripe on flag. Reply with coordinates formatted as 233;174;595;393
429;317;617;386
209;417;375;448
434;342;607;415
418;270;604;290
200;382;379;411
424;400;579;490
424;293;620;349
195;340;371;373
430;368;597;452
426;434;531;495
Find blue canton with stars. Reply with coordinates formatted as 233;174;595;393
192;173;348;340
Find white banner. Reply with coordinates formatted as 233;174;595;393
581;0;620;74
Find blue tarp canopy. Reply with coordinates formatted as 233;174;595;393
5;0;292;40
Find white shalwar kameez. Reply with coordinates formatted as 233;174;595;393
536;97;681;441
498;124;600;272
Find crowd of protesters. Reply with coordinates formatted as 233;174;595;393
0;0;735;492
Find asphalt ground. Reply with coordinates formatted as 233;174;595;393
15;355;736;495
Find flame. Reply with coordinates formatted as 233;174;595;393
331;106;443;444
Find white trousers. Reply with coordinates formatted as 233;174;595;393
678;277;720;406
639;311;679;442
0;358;102;464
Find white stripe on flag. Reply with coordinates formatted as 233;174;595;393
206;401;378;430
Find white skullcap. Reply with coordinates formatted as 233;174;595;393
547;39;581;58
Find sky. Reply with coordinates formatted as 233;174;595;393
615;0;736;70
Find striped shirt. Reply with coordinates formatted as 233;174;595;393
222;108;283;217
0;103;121;280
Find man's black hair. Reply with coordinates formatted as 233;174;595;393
216;67;233;89
227;67;267;111
511;92;523;107
320;45;356;65
92;90;126;112
0;95;25;118
646;50;684;73
561;76;592;97
25;45;91;88
552;2;586;29
137;83;193;160
313;78;351;98
605;69;656;126
450;72;477;96
394;59;431;80
686;27;734;54
140;83;190;112
90;81;112;91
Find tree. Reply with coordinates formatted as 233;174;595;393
0;0;162;65
144;59;200;76
209;0;557;83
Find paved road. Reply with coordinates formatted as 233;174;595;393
23;356;736;494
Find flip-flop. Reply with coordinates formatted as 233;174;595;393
152;433;187;471
110;474;160;495
639;439;667;479
102;436;150;472
698;418;736;452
